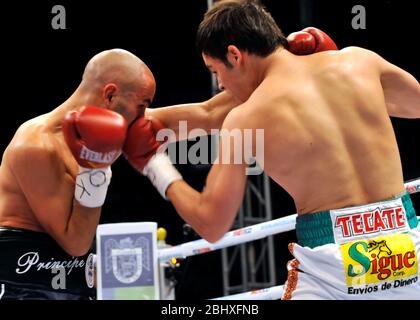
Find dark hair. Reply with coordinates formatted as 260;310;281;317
196;0;288;66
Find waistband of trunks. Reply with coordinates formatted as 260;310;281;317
295;193;418;248
0;227;95;296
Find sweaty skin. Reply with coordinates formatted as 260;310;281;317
166;47;420;242
0;49;156;256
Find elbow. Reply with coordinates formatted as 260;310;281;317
194;217;228;244
48;226;93;257
65;247;90;258
193;203;236;243
61;242;92;257
204;232;225;244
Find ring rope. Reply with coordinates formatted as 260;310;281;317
159;177;420;261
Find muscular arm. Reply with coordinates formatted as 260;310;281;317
166;110;248;242
146;91;241;140
11;145;99;256
377;53;420;118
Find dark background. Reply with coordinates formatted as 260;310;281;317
1;0;418;299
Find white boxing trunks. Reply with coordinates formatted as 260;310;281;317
283;193;420;299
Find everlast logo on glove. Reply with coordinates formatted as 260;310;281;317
62;106;126;207
79;145;118;164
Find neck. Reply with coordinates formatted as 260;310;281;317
246;47;291;89
46;86;102;132
262;47;295;76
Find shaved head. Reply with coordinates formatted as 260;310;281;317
77;49;156;124
81;49;154;93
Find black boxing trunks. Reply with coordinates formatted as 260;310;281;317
0;227;95;300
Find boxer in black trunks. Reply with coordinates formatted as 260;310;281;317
0;49;152;299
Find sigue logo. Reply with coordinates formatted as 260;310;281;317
341;233;418;286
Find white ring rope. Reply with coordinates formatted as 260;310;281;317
159;214;297;261
159;178;420;261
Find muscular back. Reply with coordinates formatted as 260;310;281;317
251;48;405;213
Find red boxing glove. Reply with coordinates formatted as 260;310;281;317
123;116;165;173
287;27;338;55
123;116;182;200
62;106;128;207
63;106;128;168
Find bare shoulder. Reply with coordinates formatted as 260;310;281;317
339;46;383;66
340;46;374;55
221;104;245;129
7;132;69;202
220;101;257;130
7;123;61;175
221;97;272;131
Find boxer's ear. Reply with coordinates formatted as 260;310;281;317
103;83;118;106
227;45;242;66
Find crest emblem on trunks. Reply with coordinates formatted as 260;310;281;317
85;253;95;288
104;237;149;284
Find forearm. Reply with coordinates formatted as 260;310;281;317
55;203;100;257
379;55;420;118
384;79;420;118
167;181;225;242
146;102;210;141
146;92;240;141
49;172;105;257
67;203;101;255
